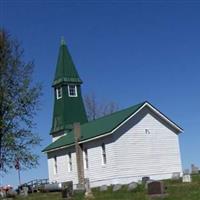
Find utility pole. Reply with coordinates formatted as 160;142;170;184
74;123;85;190
15;159;21;186
74;123;94;198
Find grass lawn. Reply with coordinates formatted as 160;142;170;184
16;174;200;200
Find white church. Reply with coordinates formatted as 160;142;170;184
43;40;183;188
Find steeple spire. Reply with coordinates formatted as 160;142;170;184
50;40;88;136
61;36;65;45
53;38;82;86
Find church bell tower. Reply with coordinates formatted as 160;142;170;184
51;39;88;141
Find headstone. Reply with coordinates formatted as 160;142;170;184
145;180;155;189
76;183;85;192
6;189;17;198
100;185;108;191
74;183;85;194
84;178;94;199
20;186;28;197
62;181;73;198
172;172;180;180
127;182;138;191
84;179;90;193
0;190;6;198
113;184;122;192
191;164;199;174
147;181;164;195
182;174;191;183
142;176;150;184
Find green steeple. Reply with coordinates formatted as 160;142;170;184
50;39;88;135
53;38;82;86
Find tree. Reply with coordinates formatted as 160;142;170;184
0;29;42;172
84;93;119;121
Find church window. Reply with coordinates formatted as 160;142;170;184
68;85;77;97
84;148;89;169
101;143;107;165
56;87;62;99
53;156;58;175
68;152;72;172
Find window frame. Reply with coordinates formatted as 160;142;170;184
56;87;62;99
53;156;58;175
68;85;78;97
68;152;72;172
101;143;107;165
84;148;89;169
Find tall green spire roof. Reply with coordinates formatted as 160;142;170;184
53;38;82;86
50;39;88;135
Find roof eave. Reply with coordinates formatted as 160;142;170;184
52;78;82;87
144;101;183;133
43;101;183;153
43;102;146;153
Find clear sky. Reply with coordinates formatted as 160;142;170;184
1;0;200;187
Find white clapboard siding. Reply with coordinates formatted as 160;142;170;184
112;106;182;184
47;136;117;187
82;136;117;187
47;106;182;187
48;147;79;186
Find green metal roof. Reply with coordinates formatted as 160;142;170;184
43;102;145;152
53;39;82;86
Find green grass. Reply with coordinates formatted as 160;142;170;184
15;174;200;200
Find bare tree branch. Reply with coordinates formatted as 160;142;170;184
84;93;119;121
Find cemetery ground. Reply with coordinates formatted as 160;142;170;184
15;174;200;200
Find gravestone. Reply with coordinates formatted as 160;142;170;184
100;185;108;191
0;190;5;198
127;182;138;191
20;187;28;196
113;184;122;192
191;164;199;174
74;183;85;194
172;172;180;180
20;186;28;197
6;189;17;198
145;180;155;189
182;174;191;183
84;178;90;193
84;178;94;199
62;181;73;199
142;176;150;184
147;181;164;195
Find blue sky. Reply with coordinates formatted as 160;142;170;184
1;1;200;187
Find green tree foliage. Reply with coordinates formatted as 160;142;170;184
0;29;42;172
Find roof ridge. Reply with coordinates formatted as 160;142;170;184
82;101;146;125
